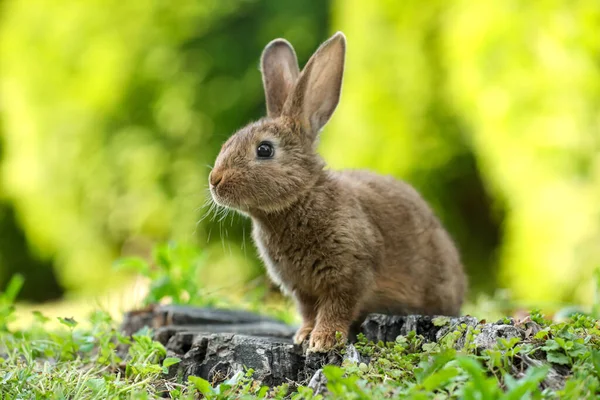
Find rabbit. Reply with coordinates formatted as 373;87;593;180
208;31;467;352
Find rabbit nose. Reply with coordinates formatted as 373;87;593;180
210;170;223;187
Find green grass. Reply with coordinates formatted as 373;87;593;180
2;243;600;399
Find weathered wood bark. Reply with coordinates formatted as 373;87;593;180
120;305;567;392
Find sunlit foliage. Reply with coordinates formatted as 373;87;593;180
1;0;599;306
327;0;600;303
0;0;329;297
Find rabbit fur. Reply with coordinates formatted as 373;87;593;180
209;32;467;352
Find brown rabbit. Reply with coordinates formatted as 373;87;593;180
209;32;467;352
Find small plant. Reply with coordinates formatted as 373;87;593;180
0;274;24;332
114;241;297;324
188;369;272;399
114;241;223;306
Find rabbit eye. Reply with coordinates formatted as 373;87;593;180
256;142;274;159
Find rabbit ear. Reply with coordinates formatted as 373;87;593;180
261;38;300;118
282;32;346;138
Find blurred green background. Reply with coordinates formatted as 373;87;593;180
0;0;599;309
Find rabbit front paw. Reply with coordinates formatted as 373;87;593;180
293;325;314;345
308;329;347;352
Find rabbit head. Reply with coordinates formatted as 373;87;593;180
209;32;346;213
